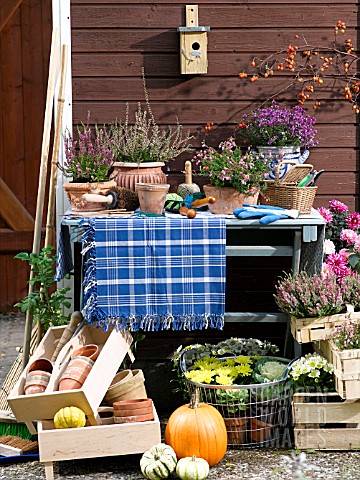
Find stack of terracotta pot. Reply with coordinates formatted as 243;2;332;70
113;398;154;424
58;344;100;391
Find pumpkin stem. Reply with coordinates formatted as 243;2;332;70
189;388;200;409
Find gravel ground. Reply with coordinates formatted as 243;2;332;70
0;313;359;480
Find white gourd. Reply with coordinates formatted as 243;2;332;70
140;443;177;480
176;456;210;480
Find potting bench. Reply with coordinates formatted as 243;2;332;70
59;210;325;335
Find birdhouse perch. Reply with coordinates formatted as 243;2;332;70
177;5;210;75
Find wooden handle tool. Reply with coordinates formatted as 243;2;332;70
51;311;83;362
191;196;216;208
82;191;118;209
179;206;197;219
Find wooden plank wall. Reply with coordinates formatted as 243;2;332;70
71;0;359;211
0;0;52;311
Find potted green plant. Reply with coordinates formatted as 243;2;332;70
238;101;318;180
194;137;270;214
59;114;117;212
14;246;72;332
110;71;193;191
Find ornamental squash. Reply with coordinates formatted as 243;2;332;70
164;390;227;467
53;406;86;429
176;456;209;480
140;443;177;480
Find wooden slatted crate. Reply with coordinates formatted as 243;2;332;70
290;307;360;344
38;404;161;480
315;340;360;400
8;325;133;434
293;392;360;450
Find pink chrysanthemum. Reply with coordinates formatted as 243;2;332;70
329;199;349;213
317;207;333;224
340;229;358;246
325;252;351;279
323;239;336;255
346;212;360;231
353;236;360;255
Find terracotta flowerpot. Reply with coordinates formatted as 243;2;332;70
24;371;52;395
27;358;53;374
103;369;147;406
63;179;116;212
224;417;248;444
113;398;153;417
249;417;274;442
203;185;259;214
114;411;154;424
135;183;170;214
113;162;167;192
58;356;95;391
98;406;114;425
71;344;100;362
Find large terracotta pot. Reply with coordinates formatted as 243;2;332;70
63;179;116;212
203;185;259;214
113;162;167;191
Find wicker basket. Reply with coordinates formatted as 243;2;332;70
261;161;317;214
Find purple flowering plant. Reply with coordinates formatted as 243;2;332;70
331;321;360;351
61;114;115;183
194;137;269;194
238;101;318;148
318;199;360;277
274;271;344;318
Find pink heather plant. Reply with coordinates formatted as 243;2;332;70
341;274;360;310
274;271;343;318
61;114;115;182
331;321;360;350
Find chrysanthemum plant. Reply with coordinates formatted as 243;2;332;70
289;353;335;393
239;20;360;113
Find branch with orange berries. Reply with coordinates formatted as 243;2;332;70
238;20;360;113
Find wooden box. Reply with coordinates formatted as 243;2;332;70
293;392;360;450
290;309;360;344
38;405;161;480
8;324;133;434
315;340;360;400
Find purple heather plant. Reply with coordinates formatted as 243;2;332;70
61;114;115;182
274;270;344;318
194;137;269;194
238;101;318;148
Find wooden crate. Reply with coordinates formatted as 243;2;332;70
290;310;360;344
293;392;360;450
38;405;161;480
315;340;360;400
8;324;133;434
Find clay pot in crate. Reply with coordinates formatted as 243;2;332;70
71;344;100;362
103;369;147;406
58;356;95;391
24;371;52;395
113;398;153;418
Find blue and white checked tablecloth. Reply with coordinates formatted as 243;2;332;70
80;216;226;331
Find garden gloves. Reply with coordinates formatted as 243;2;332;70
234;204;300;224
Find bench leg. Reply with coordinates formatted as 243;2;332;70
44;461;54;480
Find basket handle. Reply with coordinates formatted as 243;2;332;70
274;160;298;184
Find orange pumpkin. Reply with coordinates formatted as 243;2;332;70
164;390;227;466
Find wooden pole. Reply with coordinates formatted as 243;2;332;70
21;29;60;369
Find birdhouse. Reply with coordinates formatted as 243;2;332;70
177;5;210;75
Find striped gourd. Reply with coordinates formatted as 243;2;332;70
140;443;177;480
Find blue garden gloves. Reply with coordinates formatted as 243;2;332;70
234;204;300;224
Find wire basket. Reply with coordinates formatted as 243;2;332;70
180;350;294;448
260;161;317;214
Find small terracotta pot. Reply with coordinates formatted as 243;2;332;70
27;358;53;374
249;417;274;442
114;411;154;424
224;417;248;445
24;371;52;395
135;183;170;215
71;344;100;362
98;406;114;425
58;356;94;391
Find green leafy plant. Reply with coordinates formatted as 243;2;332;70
14;246;72;331
214;388;249;414
252;357;288;383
